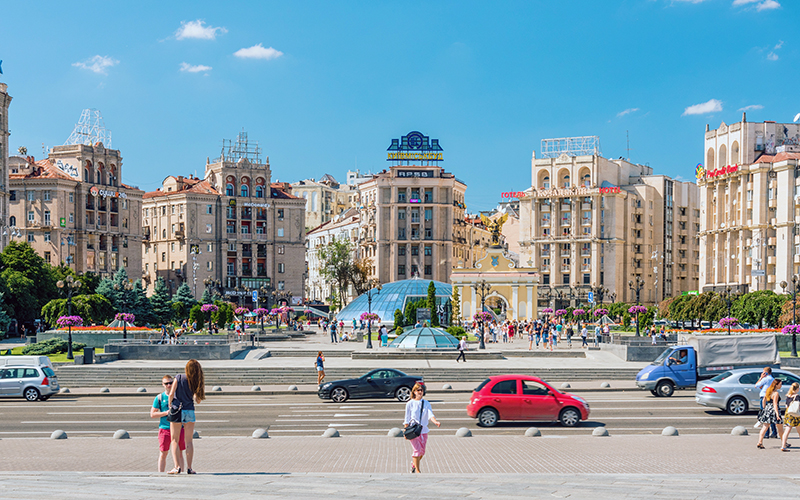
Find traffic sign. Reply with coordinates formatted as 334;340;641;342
252;291;258;303
588;292;594;304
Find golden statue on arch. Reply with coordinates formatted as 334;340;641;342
480;213;508;247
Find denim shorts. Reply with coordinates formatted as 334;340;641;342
181;410;196;423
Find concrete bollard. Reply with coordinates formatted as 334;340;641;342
455;427;472;437
524;427;541;437
252;428;269;439
211;386;222;392
592;427;609;437
136;388;147;393
388;427;404;437
600;382;611;388
193;430;200;439
59;388;70;394
113;429;130;439
100;387;110;393
561;383;571;389
251;386;261;392
731;426;748;436
662;426;679;436
50;430;68;440
442;384;453;390
322;428;340;438
287;385;299;391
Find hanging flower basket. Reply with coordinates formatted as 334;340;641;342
235;307;249;316
719;317;739;327
360;312;380;322
541;308;554;314
572;309;586;317
782;324;800;335
628;305;647;314
57;315;83;328
201;304;219;314
554;309;567;317
594;308;609;317
303;309;313;315
114;313;135;324
253;308;269;317
473;312;492;322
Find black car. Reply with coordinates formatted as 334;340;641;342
318;369;424;403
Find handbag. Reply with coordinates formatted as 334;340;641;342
167;400;183;423
403;399;425;440
788;399;800;417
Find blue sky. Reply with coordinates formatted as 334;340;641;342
1;0;796;211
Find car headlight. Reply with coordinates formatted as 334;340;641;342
640;372;649;381
321;383;332;389
572;395;587;405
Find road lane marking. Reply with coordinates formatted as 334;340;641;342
46;411;237;415
338;406;373;409
275;417;475;422
20;420;230;424
327;423;366;427
332;414;369;417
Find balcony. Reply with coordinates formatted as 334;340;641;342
540;220;551;227
561;265;571;272
560;251;570;258
581;264;590;272
768;237;777;246
581;249;591;257
541;264;550;272
242;250;253;257
582;203;592;210
795;254;800;264
540;205;550;213
241;233;252;240
561;219;571;227
768;256;777;265
582;218;591;226
541;250;550;257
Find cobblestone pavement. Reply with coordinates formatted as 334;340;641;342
0;472;798;499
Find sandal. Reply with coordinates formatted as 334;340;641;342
411;465;416;473
757;444;765;449
187;469;196;474
167;467;181;474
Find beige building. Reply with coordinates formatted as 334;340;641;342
291;174;359;231
698;116;800;293
0;83;11;252
305;207;361;302
8;143;143;275
518;137;700;308
141;132;306;303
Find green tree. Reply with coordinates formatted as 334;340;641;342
212;301;234;329
732;290;786;328
41;294;113;327
404;298;427;326
130;280;154;326
189;304;205;330
0;242;57;323
149;277;173;324
201;288;213;305
318;237;356;308
0;292;13;335
170;282;197;321
394;308;404;329
451;287;461;324
427;281;439;326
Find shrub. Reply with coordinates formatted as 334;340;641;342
298;315;307;322
22;338;86;356
446;326;466;338
394;327;404;336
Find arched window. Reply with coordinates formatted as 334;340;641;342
731;141;740;165
311;192;318;212
706;148;715;171
241;184;249;197
162;229;167;238
84;168;89;182
583;174;590;188
9;216;15;226
255;186;264;198
543;176;550;189
96;171;101;184
718;144;727;168
226;183;235;197
563;175;570;188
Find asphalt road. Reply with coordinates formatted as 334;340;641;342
0;389;766;438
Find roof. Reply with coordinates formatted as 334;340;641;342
334;278;452;325
143;177;220;199
270;183;300;199
9;159;78;182
307;207;360;235
319;173;338;184
754;153;800;164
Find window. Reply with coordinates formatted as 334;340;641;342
44;232;51;242
424;246;432;256
241;185;249;197
277;281;285;290
226;184;234;197
399;246;406;256
277;245;285;254
161;252;166;262
425;229;432;239
162;229;167;239
171;205;176;214
44;251;50;263
398;265;406;275
122;200;127;209
171;261;176;270
161;206;166;216
9;190;16;201
424;265;432;275
412;246;419;256
27;233;34;243
27;191;35;202
255;186;264;198
208;243;213;252
43;190;51;201
424;189;433;203
277;209;284;220
172;224;176;234
521;380;549;395
490;380;517;395
171;242;175;251
277;228;284;237
278;263;285;273
27;211;34;223
228;243;236;251
424;208;432;221
44;210;51;225
398;228;406;239
69;213;74;223
207;262;213;270
145;263;149;272
398;191;406;203
206;205;213;215
398;209;406;220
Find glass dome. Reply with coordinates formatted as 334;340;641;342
334;277;452;325
389;327;460;350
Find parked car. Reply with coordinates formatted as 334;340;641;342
695;368;800;415
0;363;59;401
318;369;424;403
466;375;590;427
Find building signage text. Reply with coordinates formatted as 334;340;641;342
501;192;526;199
243;202;271;208
396;170;435;178
599;186;621;194
530;187;591;198
387;131;443;163
705;164;738;179
89;186;128;199
56;159;79;178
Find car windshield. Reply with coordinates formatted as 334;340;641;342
651;348;673;365
710;371;733;382
475;379;491;392
42;367;55;377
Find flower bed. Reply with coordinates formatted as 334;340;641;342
55;325;156;331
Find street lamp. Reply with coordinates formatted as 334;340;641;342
781;277;798;357
629;276;644;337
473;280;492;350
364;280;382;349
723;286;734;336
257;285;271;334
56;276;82;360
113;280;134;340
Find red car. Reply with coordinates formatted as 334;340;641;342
467;375;590;427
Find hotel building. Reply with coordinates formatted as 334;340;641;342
698;116;800;293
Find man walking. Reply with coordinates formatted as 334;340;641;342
330;318;338;344
594;324;602;347
456;336;467;362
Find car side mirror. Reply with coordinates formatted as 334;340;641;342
667;359;674;366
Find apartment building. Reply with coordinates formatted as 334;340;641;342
291;174;359;231
698;116;800;293
518;137;700;308
8;143;143;275
305;207;360;302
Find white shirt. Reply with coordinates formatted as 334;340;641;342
404;399;435;434
459;339;466;351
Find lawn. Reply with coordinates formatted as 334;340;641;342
6;346;104;363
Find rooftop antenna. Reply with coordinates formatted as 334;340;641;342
64;109;112;147
626;130;632;161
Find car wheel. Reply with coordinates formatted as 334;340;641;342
396;386;412;402
656;381;674;397
727;396;748;415
330;387;349;403
24;387;41;402
477;408;499;427
559;407;581;427
650;390;659;397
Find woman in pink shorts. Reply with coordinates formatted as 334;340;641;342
403;382;441;473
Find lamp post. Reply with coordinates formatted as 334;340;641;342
472;280;492;350
364;280;382;349
629;276;644;337
723;286;734;336
258;285;270;334
781;277;798;357
56;275;82;360
113;280;134;340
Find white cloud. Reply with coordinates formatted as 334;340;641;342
757;0;780;10
175;20;227;40
738;104;764;111
180;62;212;73
732;0;759;5
774;41;784;50
767;52;779;61
72;55;119;75
234;43;283;60
673;0;709;3
683;99;723;116
617;108;640;117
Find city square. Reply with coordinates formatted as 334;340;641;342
1;1;800;498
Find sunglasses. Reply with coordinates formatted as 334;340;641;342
162;381;173;385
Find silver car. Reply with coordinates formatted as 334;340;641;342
695;368;800;415
0;365;59;401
